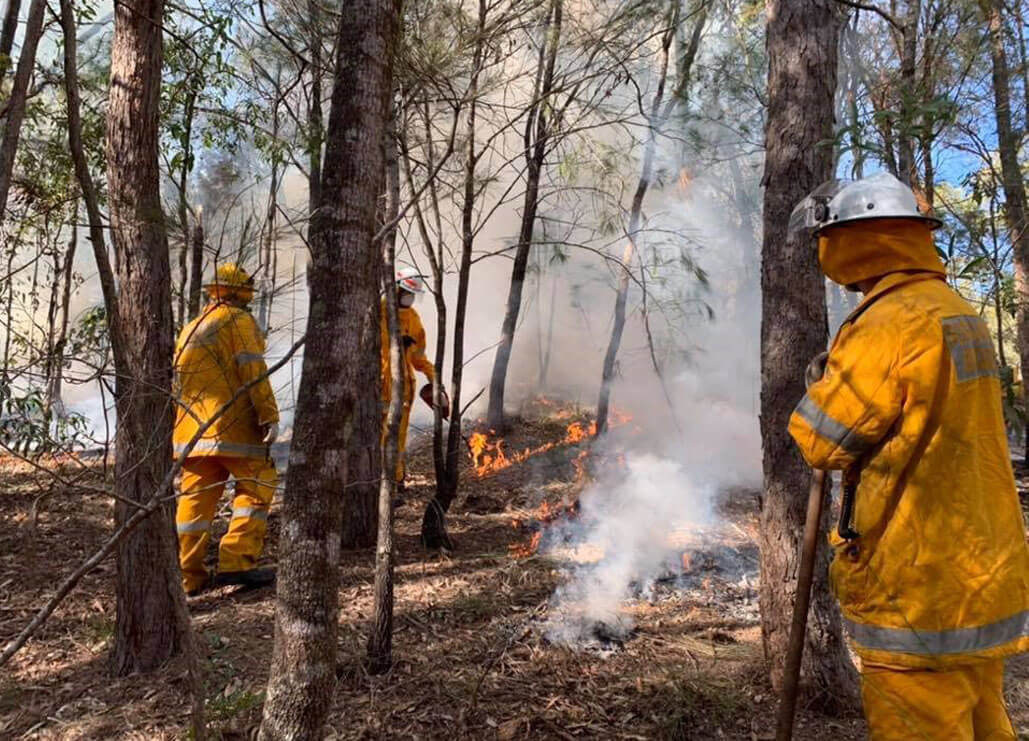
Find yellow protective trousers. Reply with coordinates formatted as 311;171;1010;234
861;660;1015;740
176;455;277;592
380;401;412;483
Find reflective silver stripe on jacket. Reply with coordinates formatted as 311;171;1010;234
177;519;211;535
235;352;264;365
793;395;875;458
175;440;267;457
846;611;1029;656
231;507;269;520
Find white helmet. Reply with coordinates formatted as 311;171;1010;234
789;171;941;236
396;266;425;294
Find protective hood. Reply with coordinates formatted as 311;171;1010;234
818;218;945;287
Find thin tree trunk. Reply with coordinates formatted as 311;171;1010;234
61;0;120;341
420;0;487;550
759;0;855;706
258;0;397;737
596;1;702;435
176;92;196;328
307;0;323;223
188;210;204;319
368;111;401;675
105;0;194;695
48;203;78;419
896;0;919;187
487;0;562;430
980;0;1029;461
0;0;45;222
0;0;21;79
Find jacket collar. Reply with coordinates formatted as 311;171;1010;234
840;271;946;328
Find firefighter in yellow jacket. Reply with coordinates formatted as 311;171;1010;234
173;263;279;595
788;172;1029;740
380;267;447;488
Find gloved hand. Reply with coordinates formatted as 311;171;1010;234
262;422;279;445
419;384;451;419
805;351;829;389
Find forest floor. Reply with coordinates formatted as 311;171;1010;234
1;398;1027;740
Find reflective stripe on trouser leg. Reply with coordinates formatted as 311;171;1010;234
860;660;1015;741
177;457;230;591
217;457;277;574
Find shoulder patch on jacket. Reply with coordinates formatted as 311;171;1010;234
941;315;998;383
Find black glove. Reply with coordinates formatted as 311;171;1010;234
402;335;417;349
805;351;829;389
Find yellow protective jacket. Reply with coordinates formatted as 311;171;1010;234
173;302;279;459
789;219;1029;669
380;299;434;405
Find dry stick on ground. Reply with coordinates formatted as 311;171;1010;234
0;338;305;673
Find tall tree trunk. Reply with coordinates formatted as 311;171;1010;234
981;0;1029;460
759;0;855;705
368;110;401;675
0;0;45;222
487;0;562;431
258;0;396;737
105;0;193;681
420;0;487;551
0;0;21;79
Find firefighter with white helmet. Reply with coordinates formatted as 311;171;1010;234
173;263;279;595
380;267;448;490
788;172;1029;739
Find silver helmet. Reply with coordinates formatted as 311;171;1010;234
788;171;941;237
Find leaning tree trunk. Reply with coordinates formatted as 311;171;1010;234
486;0;561;431
758;0;855;706
258;0;397;737
980;0;1029;460
105;0;191;676
0;0;45;222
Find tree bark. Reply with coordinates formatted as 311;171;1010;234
980;0;1029;460
258;0;397;737
0;0;21;79
188;210;204;319
368;111;401;675
486;0;562;431
105;0;200;708
0;0;45;222
759;0;855;706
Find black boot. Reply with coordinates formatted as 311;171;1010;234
213;567;276;590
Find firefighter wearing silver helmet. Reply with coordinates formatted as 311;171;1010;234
379;267;449;490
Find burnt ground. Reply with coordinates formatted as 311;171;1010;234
0;401;1027;740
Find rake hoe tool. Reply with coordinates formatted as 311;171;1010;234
774;467;828;741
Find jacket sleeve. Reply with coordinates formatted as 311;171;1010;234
407;311;435;382
230;311;280;425
788;317;903;470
